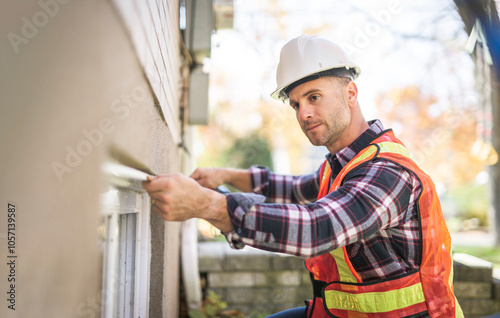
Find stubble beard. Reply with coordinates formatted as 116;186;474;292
305;103;350;149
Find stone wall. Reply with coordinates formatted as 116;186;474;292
199;242;500;317
198;242;312;315
454;253;500;318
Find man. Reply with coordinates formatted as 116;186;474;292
143;34;463;317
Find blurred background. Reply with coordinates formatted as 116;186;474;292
1;0;499;317
195;0;500;258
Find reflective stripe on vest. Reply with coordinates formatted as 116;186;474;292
326;141;419;194
329;248;359;283
377;141;417;163
324;282;425;313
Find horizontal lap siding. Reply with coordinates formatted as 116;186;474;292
112;0;183;144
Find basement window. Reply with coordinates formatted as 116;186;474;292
100;162;151;318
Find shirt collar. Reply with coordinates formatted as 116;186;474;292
326;119;385;167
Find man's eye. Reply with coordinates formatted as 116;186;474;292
310;95;319;101
291;103;299;110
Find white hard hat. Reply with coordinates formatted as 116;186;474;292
271;34;361;101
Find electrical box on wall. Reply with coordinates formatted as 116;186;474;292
188;65;209;125
184;0;213;64
183;0;234;126
183;0;214;125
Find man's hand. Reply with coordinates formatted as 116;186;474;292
142;174;234;232
190;168;228;189
190;167;252;193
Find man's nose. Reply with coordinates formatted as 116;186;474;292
298;103;313;121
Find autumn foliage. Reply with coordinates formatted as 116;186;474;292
375;85;484;188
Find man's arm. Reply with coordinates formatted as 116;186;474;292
224;160;419;258
142;174;234;232
190;165;321;205
142;161;417;259
249;165;320;204
190;168;252;192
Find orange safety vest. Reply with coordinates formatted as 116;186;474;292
305;130;463;318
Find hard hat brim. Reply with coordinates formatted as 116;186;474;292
270;65;361;101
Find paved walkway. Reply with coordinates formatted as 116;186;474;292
451;230;496;247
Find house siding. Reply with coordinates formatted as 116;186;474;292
0;0;187;317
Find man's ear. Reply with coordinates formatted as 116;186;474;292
346;81;358;105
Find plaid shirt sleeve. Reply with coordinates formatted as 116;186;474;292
224;159;420;259
248;165;321;205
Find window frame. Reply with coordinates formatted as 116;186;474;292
100;162;151;318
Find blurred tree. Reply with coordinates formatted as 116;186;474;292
453;0;500;244
224;133;273;169
375;85;484;188
196;106;274;171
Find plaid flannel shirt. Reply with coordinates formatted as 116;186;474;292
225;120;423;282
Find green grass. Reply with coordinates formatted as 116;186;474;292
453;245;500;268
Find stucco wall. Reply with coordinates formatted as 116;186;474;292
0;1;185;317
